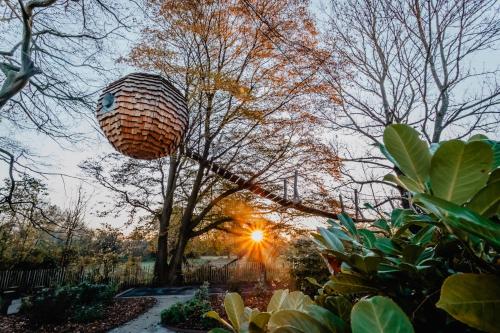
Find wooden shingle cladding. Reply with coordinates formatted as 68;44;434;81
97;73;188;160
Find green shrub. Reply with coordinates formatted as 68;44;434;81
204;125;500;333
21;282;117;324
161;302;187;324
161;282;217;329
72;304;104;323
74;282;117;305
194;281;209;300
161;299;214;328
22;287;74;323
286;237;330;296
204;290;340;333
310;125;500;332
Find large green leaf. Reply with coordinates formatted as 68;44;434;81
402;244;425;264
325;273;378;294
268;310;329;333
267;289;289;312
410;225;436;245
271;326;304;333
373;218;390;233
436;273;500;333
306;304;345;333
383;124;430;185
351;296;414;333
377;142;399;166
374;238;401;255
358;229;376;248
486;140;500;169
384;174;424;193
205;311;234;331
470;136;500;168
224;292;245;331
415;193;500;248
399;175;425;193
338;213;358;238
430;140;492;204
350;254;382;274
467;173;500;217
280;291;313;311
318;228;345;252
391;209;413;227
468;134;489;142
328;226;355;243
249;312;271;332
324;296;352;322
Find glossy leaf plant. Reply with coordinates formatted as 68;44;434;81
206;124;499;333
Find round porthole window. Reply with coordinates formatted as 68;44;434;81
101;93;115;113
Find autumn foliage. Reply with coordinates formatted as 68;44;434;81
128;0;340;210
121;0;344;283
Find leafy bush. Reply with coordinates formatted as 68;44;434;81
311;125;500;332
194;281;210;300
73;304;104;323
21;287;74;323
286;237;330;296
205;125;500;333
161;301;187;324
205;289;343;333
68;281;117;305
161;282;217;329
21;282;117;324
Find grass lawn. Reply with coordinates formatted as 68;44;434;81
140;256;237;271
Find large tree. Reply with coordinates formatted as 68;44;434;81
84;0;340;284
0;0;131;222
320;0;500;211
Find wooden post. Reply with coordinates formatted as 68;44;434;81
293;170;299;203
354;189;359;222
284;178;288;201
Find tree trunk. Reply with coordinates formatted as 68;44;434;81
154;209;170;285
153;156;178;285
165;152;208;284
165;231;190;285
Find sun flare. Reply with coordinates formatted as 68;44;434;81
250;230;264;242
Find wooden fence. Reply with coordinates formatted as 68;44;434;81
0;261;289;291
183;261;289;284
0;265;154;291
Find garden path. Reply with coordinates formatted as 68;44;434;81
108;293;194;333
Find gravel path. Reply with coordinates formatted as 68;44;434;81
108;294;194;333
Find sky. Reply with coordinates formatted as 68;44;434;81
1;0;499;233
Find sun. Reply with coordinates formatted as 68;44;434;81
250;229;264;243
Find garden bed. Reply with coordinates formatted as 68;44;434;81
164;291;274;332
0;297;156;333
211;292;274;316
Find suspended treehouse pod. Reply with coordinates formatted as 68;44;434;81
96;73;344;220
96;72;188;160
